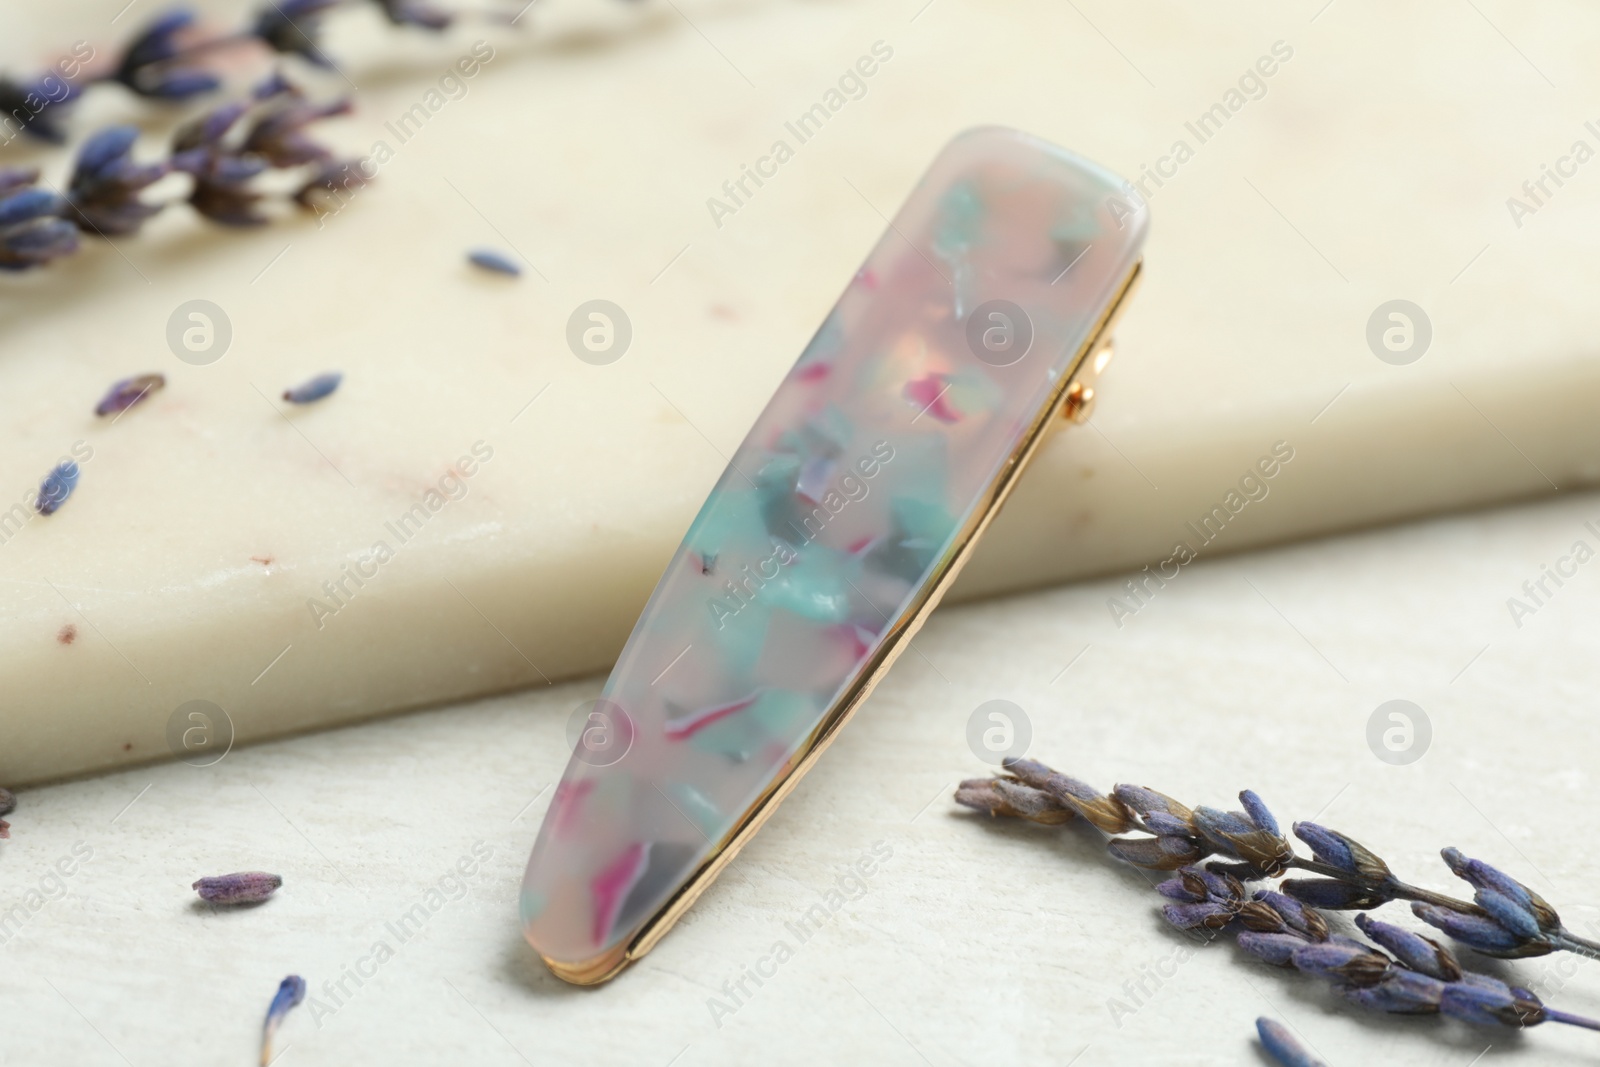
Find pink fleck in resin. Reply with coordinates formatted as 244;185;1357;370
522;127;1148;982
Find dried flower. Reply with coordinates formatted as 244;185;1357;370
283;372;342;404
1001;757;1133;833
1255;1018;1326;1067
260;974;306;1066
112;8;223;100
244;96;351;167
0;185;79;271
0;787;14;816
469;249;521;276
1354;913;1460;981
956;757;1600;1049
953;777;1071;825
293;158;371;215
95;374;166;416
0;167;40;195
0;75;79;143
66;126;169;236
253;0;344;66
1192;791;1291;876
373;0;455;30
193;871;283;905
1292;822;1392;883
1279;877;1390;911
37;461;80;515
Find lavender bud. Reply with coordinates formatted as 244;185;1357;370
261;974;307;1065
1255;1017;1328;1067
113;10;223;100
1439;975;1545;1029
1194;805;1291;873
1112;783;1195;824
1354;913;1461;981
1292;822;1392;882
0;818;9;839
1253;890;1329;941
95;374;165;416
1156;870;1209;903
1162;901;1234;930
1239;790;1280;836
1343;968;1447;1015
1280;877;1390;911
1000;759;1132;834
1441;848;1561;933
469;249;521;276
192;871;282;905
1411;902;1548;958
1240;933;1308;967
283;371;342;404
1106;834;1202;870
37;461;80;515
1290;941;1391;988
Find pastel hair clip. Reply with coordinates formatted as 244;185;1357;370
520;126;1148;984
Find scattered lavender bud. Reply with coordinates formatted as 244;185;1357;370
193;871;283;905
469;249;521;277
112;9;223;100
0;818;9;839
37;461;80;516
95;374;166;417
0;786;14;816
1255;1018;1327;1067
282;371;342;404
1292;822;1392;882
260;974;306;1066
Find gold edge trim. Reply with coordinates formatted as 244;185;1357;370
544;260;1144;985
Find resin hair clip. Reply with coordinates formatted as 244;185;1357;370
521;126;1148;984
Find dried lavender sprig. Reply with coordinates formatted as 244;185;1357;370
193;871;282;905
260;974;306;1066
958;760;1600;968
1256;1018;1327;1067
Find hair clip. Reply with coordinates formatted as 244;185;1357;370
521;126;1148;984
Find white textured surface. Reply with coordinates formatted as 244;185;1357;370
5;489;1600;1066
7;0;1600;783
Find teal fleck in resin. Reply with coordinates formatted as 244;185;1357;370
522;126;1148;981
